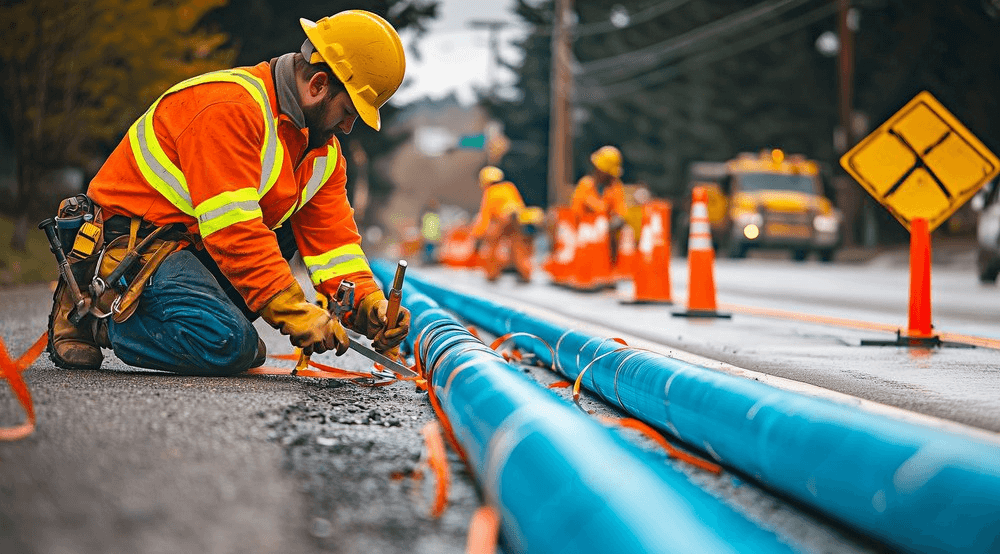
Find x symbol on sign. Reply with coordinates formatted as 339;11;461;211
883;128;952;200
0;332;47;441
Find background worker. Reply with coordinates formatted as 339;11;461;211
470;166;533;283
418;198;442;265
571;145;628;262
46;10;411;375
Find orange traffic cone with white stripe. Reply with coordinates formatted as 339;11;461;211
620;200;672;304
612;222;637;283
570;213;613;291
544;207;577;286
673;187;730;318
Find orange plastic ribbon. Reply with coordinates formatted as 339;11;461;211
599;415;722;474
421;421;451;518
0;332;47;441
465;505;501;554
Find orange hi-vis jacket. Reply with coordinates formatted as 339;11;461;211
88;59;377;313
471;181;525;238
571;176;626;221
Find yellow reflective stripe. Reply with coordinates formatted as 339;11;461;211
128;100;194;215
302;244;370;284
130;69;284;218
195;187;262;237
301;145;338;206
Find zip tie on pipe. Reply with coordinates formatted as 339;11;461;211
0;332;46;441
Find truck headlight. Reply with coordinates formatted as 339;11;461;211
813;214;839;233
734;212;763;227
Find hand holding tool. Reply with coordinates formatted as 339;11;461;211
331;280;418;378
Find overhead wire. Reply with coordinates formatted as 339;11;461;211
530;0;696;37
577;1;839;104
578;0;817;80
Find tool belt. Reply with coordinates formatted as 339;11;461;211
51;195;188;325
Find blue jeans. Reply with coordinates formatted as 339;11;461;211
107;250;260;376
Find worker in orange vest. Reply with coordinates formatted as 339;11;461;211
572;145;628;261
471;166;535;283
44;10;410;375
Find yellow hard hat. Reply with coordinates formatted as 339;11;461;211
518;206;545;225
479;166;504;187
591;145;623;177
300;11;406;131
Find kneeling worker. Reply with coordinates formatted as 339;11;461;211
470;166;536;283
45;10;410;375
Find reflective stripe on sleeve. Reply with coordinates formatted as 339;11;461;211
302;244;371;285
195;187;263;237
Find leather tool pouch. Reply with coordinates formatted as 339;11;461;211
94;231;182;324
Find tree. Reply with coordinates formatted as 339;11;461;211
0;0;233;250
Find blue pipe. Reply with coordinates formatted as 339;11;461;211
401;268;1000;554
371;260;793;554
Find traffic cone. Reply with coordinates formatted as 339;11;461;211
673;187;730;318
569;213;607;291
621;200;673;304
612;222;638;282
544;207;577;286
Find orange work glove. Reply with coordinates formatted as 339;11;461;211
351;290;411;352
261;282;349;356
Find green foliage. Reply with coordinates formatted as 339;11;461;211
0;0;234;219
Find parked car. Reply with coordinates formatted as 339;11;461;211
972;178;1000;283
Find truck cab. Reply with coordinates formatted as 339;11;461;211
680;150;842;261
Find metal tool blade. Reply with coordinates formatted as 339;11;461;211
348;338;419;378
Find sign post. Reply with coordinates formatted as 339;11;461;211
841;91;1000;346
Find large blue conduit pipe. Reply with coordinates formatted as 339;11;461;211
401;269;1000;554
371;260;793;554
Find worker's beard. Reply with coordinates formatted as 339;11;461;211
302;96;336;151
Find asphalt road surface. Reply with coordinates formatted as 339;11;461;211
1;244;995;553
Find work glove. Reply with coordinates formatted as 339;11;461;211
351;290;411;352
261;282;349;356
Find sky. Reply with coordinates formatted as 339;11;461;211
391;0;527;106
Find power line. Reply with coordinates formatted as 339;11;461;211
531;0;694;37
578;0;817;80
574;0;696;38
577;1;838;104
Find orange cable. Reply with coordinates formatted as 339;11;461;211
600;415;722;474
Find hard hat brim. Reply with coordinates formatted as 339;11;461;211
300;18;383;131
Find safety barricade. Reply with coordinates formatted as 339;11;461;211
371;260;793;554
402;268;1000;554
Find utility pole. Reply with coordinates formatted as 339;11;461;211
837;0;854;152
468;19;510;99
548;0;574;207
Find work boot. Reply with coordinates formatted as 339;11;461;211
47;278;103;370
251;337;267;369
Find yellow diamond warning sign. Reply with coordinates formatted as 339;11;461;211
840;91;1000;231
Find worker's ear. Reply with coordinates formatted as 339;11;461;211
306;72;330;102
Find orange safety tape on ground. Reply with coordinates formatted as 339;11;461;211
0;332;47;441
465;505;501;554
421;421;451;518
720;303;1000;350
547;380;572;389
599;415;722;474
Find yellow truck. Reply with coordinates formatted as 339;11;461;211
680;149;842;261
